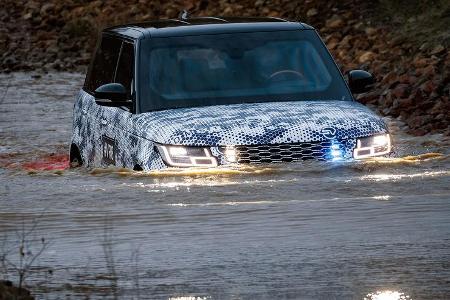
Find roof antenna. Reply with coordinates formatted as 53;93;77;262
178;10;190;20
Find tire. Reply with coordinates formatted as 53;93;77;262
133;164;143;171
70;144;83;168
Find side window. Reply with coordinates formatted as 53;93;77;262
84;35;122;93
114;42;134;99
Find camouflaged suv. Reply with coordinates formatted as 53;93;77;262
70;16;391;170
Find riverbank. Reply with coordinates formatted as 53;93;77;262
0;280;34;300
1;0;449;135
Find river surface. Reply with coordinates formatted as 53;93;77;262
0;73;449;300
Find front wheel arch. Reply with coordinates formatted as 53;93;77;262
70;144;83;168
133;164;143;171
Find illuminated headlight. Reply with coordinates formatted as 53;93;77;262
156;144;218;167
353;133;391;159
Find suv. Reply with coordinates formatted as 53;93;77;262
70;16;391;171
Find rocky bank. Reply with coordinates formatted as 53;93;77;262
0;0;449;135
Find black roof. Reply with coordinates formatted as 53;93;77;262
104;17;314;39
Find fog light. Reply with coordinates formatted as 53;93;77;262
330;142;342;161
331;150;342;158
224;146;237;163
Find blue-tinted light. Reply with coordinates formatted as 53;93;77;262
331;150;341;157
330;142;343;161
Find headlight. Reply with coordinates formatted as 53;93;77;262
156;144;218;167
353;133;391;159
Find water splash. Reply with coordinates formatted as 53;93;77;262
21;154;69;171
361;171;449;181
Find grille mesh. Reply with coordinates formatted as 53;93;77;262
231;140;349;164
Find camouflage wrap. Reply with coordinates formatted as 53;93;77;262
71;90;388;170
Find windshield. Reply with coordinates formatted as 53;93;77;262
139;30;352;112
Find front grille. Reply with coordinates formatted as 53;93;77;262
233;140;349;164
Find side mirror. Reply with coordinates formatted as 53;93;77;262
94;83;132;108
348;70;374;94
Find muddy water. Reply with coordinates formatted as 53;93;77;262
0;73;449;300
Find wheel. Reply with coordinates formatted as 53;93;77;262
133;164;143;171
70;144;83;168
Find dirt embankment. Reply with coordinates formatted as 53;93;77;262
0;280;34;300
0;0;449;135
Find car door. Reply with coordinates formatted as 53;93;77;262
100;40;135;168
83;34;122;167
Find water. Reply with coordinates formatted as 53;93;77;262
0;73;449;299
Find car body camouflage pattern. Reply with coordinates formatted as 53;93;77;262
71;17;391;170
71;90;388;170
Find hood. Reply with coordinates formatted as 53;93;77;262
132;101;387;146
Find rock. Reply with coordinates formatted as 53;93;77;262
2;56;17;67
357;90;380;104
306;8;318;17
381;71;398;86
223;6;233;15
406;115;423;128
326;15;345;29
327;41;339;50
40;3;55;15
379;91;394;107
398;73;411;84
393;97;413;109
430;44;446;55
408;128;427;136
255;0;265;7
23;12;33;20
382;107;391;115
339;35;352;48
352;22;364;30
425;64;437;77
419;80;435;94
365;27;377;36
358;51;376;63
436;113;446;122
430;99;448;114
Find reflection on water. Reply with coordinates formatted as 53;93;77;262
169;297;211;300
372;195;391;200
364;290;411;300
363;153;445;164
89;164;280;177
361;171;450;181
124;178;298;189
1;73;449;299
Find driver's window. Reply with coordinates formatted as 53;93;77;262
84;35;121;94
114;42;134;101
